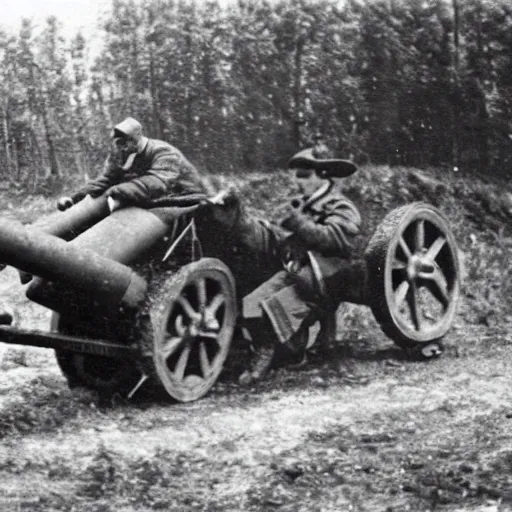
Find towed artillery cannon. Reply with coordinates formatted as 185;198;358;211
0;194;461;402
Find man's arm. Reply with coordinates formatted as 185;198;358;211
281;198;362;257
106;150;182;205
71;156;122;203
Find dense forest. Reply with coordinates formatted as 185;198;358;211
0;0;511;188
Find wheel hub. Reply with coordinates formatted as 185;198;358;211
407;253;435;281
177;314;220;339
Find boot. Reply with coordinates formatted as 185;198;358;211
312;311;337;356
238;344;276;385
238;316;277;385
281;327;310;370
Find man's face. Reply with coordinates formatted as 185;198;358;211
112;136;138;159
294;168;326;197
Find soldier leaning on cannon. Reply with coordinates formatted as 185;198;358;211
58;117;206;213
210;144;363;385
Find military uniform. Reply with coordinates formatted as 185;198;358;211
69;117;205;208
72;138;205;206
241;178;362;350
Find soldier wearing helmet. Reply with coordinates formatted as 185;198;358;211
58;117;206;212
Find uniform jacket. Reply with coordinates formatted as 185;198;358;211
72;138;206;205
241;180;362;343
279;181;362;295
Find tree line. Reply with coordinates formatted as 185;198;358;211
0;0;511;189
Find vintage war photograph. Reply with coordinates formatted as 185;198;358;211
0;0;511;510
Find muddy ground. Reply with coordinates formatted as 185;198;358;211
0;263;512;512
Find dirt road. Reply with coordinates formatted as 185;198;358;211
0;267;511;512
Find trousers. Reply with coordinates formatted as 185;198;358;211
243;265;322;348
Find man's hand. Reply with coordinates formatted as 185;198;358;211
280;234;308;270
204;187;242;228
206;187;240;208
107;196;123;213
57;196;74;211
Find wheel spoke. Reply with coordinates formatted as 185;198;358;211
174;314;186;336
202;293;225;332
394;280;409;307
426;236;446;261
424;269;450;309
174;343;191;381
399;236;412;259
161;336;183;361
415;219;425;252
199;342;211;377
206;293;225;315
196;278;207;310
407;281;421;331
177;296;201;322
392;259;407;270
197;331;219;339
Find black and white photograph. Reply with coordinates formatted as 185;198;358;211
0;0;511;510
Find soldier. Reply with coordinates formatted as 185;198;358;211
209;145;363;385
57;117;206;212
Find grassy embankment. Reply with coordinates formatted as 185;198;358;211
1;165;512;511
1;163;511;361
230;164;512;329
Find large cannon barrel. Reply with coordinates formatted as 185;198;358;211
0;218;147;310
25;206;189;314
18;194;203;284
30;193;207;241
31;195;111;240
17;195;112;284
66;207;174;262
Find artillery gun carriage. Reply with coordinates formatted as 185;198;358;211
0;193;460;402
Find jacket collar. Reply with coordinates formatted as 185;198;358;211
302;180;333;212
121;137;149;171
121;152;137;171
138;136;149;153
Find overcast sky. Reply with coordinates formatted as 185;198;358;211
1;0;238;37
2;0;111;38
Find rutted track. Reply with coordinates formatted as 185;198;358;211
1;304;512;510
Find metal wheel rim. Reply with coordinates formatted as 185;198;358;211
154;265;236;402
384;207;460;343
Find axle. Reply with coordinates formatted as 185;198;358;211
0;325;139;359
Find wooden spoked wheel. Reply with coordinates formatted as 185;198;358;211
365;203;460;356
151;258;237;402
52;314;139;392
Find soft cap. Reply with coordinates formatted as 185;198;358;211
112;117;144;141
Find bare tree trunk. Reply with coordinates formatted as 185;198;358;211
185;87;193;148
41;103;60;177
292;36;305;148
12;136;20;182
452;0;461;170
149;45;163;139
30;63;60;177
184;22;195;150
29;128;43;190
71;139;85;177
474;0;489;172
2;104;12;178
94;77;113;129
